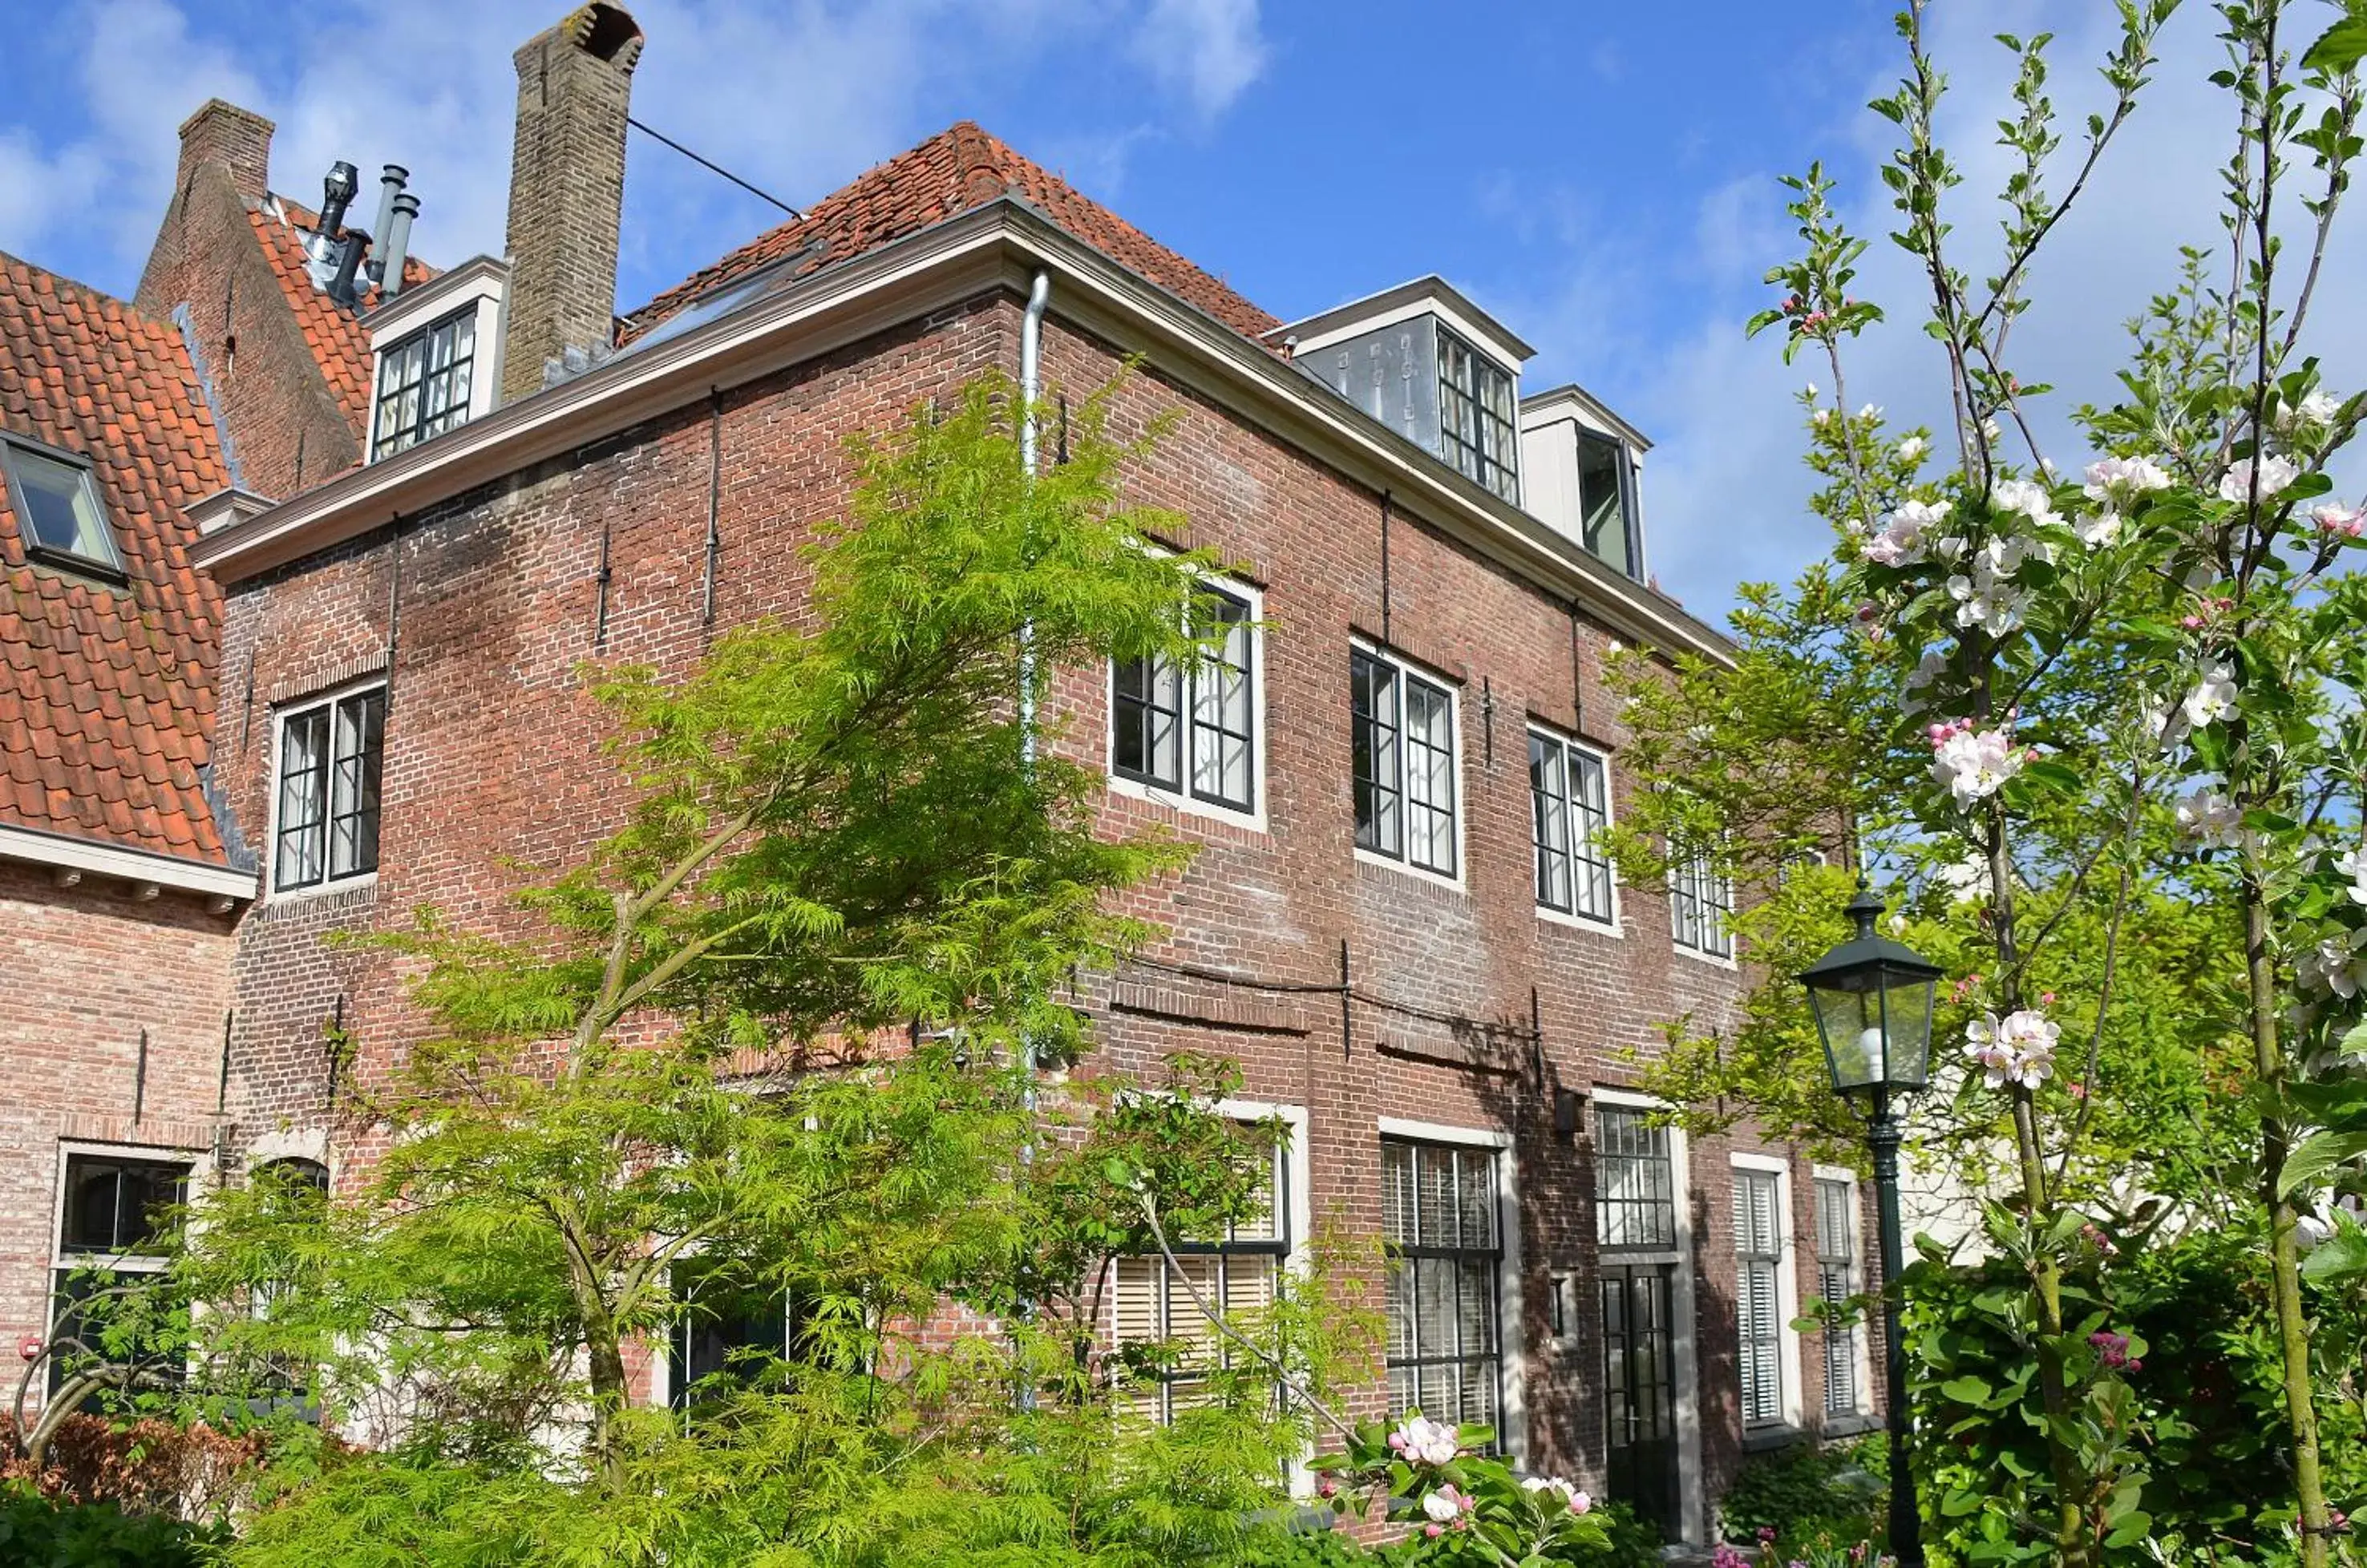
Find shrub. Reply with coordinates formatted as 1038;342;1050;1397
0;1481;229;1568
1716;1438;1884;1546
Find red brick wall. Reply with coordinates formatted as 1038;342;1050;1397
0;863;234;1403
209;284;1845;1531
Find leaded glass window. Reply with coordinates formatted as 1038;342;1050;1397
1669;845;1734;959
1437;327;1519;503
1596;1106;1677;1251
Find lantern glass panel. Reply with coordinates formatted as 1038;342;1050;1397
1812;982;1887;1092
1879;969;1934;1088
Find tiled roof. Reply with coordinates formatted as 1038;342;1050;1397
0;252;232;864
625;121;1281;346
249;198;439;447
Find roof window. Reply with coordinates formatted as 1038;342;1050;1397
3;441;124;576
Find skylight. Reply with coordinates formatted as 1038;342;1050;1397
4;442;123;573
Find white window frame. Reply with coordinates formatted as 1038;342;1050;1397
1592;1086;1705;1545
1376;1117;1523;1467
364;261;507;464
1669;843;1736;967
1527;724;1620;933
1107;576;1267;832
266;678;387;902
47;1142;206;1402
1351;642;1466;890
1730;1151;1803;1432
2;434;126;576
1811;1163;1873;1421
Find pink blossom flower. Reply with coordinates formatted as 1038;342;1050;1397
2219;454;2300;503
1390;1415;1462;1467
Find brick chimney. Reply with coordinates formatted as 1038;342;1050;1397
500;3;644;403
175;99;274;206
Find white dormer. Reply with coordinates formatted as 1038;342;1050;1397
363;257;508;463
1270;277;1534;506
1519;384;1649;582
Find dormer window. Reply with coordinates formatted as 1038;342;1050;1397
371;308;478;461
1438;327;1519;503
1576;429;1641;579
3;439;123;575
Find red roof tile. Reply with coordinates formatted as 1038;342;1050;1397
249;200;439;447
625;122;1281;347
0;251;233;864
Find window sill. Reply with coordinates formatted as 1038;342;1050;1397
1536;902;1620;938
1353;844;1466;895
24;544;130;588
265;872;380;910
1819;1411;1881;1438
1672;942;1740;972
1107;771;1266;835
1742;1423;1813;1455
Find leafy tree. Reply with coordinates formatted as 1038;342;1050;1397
1607;2;2367;1562
172;377;1367;1566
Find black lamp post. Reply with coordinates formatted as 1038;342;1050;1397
1799;883;1943;1568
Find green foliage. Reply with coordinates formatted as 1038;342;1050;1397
1715;1439;1884;1547
1311;1416;1612;1565
0;1483;228;1568
172;377;1372;1566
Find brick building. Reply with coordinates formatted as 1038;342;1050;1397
0;0;1886;1542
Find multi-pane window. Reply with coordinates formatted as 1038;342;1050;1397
1577;430;1641;579
1734;1170;1786;1427
1531;731;1614;923
1353;649;1458;877
667;1259;802;1409
3;443;122;571
1382;1138;1503;1436
275;687;386;893
370;308;478;461
51;1153;190;1397
1596;1106;1677;1251
1111;1135;1288;1425
1112;585;1256;813
1437;327;1519;503
1669;846;1734;960
1815;1178;1860;1416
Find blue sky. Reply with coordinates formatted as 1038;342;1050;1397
2;0;2361;620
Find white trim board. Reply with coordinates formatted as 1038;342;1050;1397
0;822;255;902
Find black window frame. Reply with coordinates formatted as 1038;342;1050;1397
1595;1105;1678;1252
51;1152;192;1400
1436;326;1520;503
1734;1167;1786;1428
1352;648;1458;879
1814;1176;1861;1416
1111;583;1257;814
1111;1130;1291;1426
1529;729;1616;923
1382;1137;1504;1443
1575;428;1643;580
2;435;127;580
370;306;479;462
273;685;386;895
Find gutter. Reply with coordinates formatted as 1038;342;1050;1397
192;200;1732;666
0;822;257;905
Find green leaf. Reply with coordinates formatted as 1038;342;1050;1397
2303;16;2367;72
2280;1130;2367;1198
1940;1374;1995;1405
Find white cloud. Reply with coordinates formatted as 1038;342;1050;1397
1128;0;1270;121
0;0;1272;306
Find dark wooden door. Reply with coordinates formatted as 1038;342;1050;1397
1602;1263;1681;1541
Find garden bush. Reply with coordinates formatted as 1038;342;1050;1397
1716;1437;1884;1546
0;1481;229;1568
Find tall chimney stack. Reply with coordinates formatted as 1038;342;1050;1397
174;100;274;207
500;3;644;403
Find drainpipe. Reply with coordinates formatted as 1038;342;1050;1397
1018;269;1051;759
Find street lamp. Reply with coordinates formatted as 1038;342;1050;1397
1800;883;1943;1568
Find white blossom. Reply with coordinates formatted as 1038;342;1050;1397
2274;390;2341;433
1521;1477;1592;1515
2219;454;2301;503
1389;1415;1462;1467
1902;649;1948;716
1864;499;1950;568
2182;663;2239;727
1899;435;1928;463
2310;502;2365;540
2074;511;2124;548
1963;1008;2059;1089
1930;722;2026;806
2337;848;2367;907
2298;928;2367;1000
2174;789;2244;850
1991;476;2063;532
1859;402;1881;420
2082;455;2173;508
1982;417;2003;442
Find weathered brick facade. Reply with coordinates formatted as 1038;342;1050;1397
198;277;1878;1534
